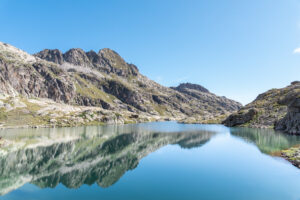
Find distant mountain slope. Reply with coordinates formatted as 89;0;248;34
223;81;300;134
171;83;241;113
0;41;241;127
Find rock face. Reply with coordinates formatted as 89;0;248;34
172;83;242;114
223;108;258;127
275;98;300;134
274;82;300;134
35;49;64;65
0;43;76;102
0;41;241;127
223;81;300;134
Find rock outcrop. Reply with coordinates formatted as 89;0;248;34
223;81;300;134
172;82;210;93
223;108;258;127
0;42;76;102
274;82;300;134
35;49;64;65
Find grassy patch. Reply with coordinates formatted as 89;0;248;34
153;104;166;116
0;98;50;127
0;108;7;120
75;75;114;103
0;108;48;126
203;114;228;124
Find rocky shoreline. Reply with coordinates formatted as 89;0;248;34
281;147;300;168
223;81;300;135
222;81;300;169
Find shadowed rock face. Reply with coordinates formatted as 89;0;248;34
275;84;300;134
0;124;216;195
223;81;300;134
35;49;64;65
223;109;258;127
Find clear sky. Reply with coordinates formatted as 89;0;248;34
0;0;299;105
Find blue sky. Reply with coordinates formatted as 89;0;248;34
0;0;299;105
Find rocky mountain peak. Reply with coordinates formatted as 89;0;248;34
35;47;139;76
34;49;64;64
0;42;36;63
98;48;121;58
97;48;139;76
63;48;92;67
98;48;127;68
85;50;109;71
172;83;210;93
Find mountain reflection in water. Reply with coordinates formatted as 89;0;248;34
1;122;300;198
230;127;300;154
0;122;217;195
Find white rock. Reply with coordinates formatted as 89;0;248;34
49;119;57;123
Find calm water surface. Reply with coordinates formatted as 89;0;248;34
0;122;300;200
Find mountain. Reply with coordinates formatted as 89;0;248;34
171;83;241;114
223;81;300;134
0;41;241;128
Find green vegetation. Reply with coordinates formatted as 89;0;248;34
75;74;114;104
281;146;300;161
22;98;42;112
203;114;228;124
124;120;135;124
0;108;48;127
153;104;166;116
0;108;7;120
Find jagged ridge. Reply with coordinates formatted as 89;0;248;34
0;41;241;127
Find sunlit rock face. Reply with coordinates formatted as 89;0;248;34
0;41;242;128
0;123;216;195
0;42;76;102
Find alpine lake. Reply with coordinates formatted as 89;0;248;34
0;121;300;200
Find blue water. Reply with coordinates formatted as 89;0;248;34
1;122;300;200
